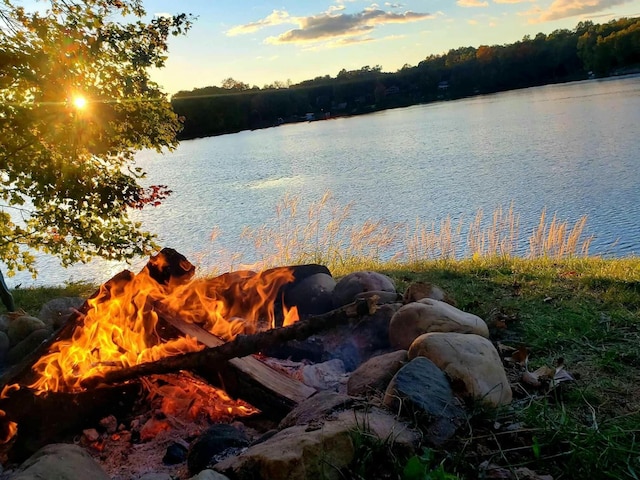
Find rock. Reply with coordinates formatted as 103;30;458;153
189;469;232;480
188;423;249;475
7;328;51;365
408;332;512;407
279;390;355;429
215;408;418;480
163;442;188;465
99;414;118;434
82;428;100;443
7;315;46;345
383;357;466;446
139;474;172;480
0;331;10;363
301;358;346;391
403;282;455;305
38;297;85;330
332;271;396;308
10;443;110;480
354;290;402;304
389;299;489;350
285;273;336;317
0;314;9;332
347;350;407;397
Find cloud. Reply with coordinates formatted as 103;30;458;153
457;0;489;7
493;0;532;3
261;7;434;45
226;10;290;36
526;0;631;23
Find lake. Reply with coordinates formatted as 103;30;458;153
6;74;640;288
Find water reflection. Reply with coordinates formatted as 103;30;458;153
5;75;640;287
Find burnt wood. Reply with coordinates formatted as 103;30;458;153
81;297;378;389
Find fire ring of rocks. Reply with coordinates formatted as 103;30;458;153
0;248;515;480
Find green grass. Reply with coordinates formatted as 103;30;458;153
5;256;639;479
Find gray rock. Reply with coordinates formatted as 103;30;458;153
347;350;407;397
389;299;489;350
215;408;418;480
384;357;466;446
332;271;396;308
409;332;512;407
189;470;232;480
7;316;46;345
188;423;249;475
10;443;110;480
139;473;172;480
0;314;9;332
285;273;336;317
0;331;10;363
38;297;85;330
7;328;51;365
279;390;355;429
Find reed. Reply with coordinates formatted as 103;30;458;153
226;192;594;274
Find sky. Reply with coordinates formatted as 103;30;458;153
80;1;640;94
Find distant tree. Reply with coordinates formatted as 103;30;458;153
0;0;193;308
221;77;251;91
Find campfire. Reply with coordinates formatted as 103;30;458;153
0;248;377;470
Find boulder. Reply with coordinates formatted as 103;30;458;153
408;332;512;407
403;282;455;305
38;297;85;330
285;273;336;317
188;423;250;475
383;357;466;446
189;470;232;480
10;443;110;480
347;350;407;397
279;390;355;429
7;315;46;345
332;271;396;308
389;299;489;350
7;328;51;365
215;408;418;480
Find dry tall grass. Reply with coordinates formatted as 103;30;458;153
232;191;593;272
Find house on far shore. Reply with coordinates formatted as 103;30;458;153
438;81;449;91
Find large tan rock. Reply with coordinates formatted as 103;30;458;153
11;443;110;480
389;299;488;350
403;282;455;306
408;332;512;407
215;408;418;480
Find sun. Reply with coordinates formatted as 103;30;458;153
72;95;87;110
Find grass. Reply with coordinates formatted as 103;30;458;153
2;194;639;479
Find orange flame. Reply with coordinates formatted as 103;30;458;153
27;262;299;394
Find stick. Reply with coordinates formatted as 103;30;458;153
82;297;377;389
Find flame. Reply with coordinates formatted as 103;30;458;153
27;260;300;394
0;410;17;444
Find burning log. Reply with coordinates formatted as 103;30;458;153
81;297;378;389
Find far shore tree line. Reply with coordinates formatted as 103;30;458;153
171;17;640;140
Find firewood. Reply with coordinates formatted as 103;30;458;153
81;297;378;389
158;311;316;412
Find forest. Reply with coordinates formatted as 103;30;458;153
171;17;640;140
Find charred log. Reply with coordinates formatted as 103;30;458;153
82;297;378;389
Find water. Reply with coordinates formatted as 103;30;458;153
5;75;640;287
